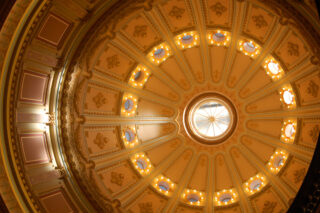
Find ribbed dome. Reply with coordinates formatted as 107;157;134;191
0;0;319;212
59;0;320;212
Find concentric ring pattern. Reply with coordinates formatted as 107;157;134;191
60;0;320;212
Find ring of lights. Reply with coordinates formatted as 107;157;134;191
119;31;298;206
183;92;237;145
60;21;306;209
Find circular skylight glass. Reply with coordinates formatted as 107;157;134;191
154;48;165;58
181;35;193;44
213;33;225;42
243;42;256;52
267;62;280;75
136;158;147;170
192;101;230;138
273;155;284;168
158;181;169;191
124;99;134;111
124;129;135;142
219;193;232;203
284;123;295;137
283;90;294;104
187;194;200;203
134;71;143;81
184;93;237;144
250;179;262;191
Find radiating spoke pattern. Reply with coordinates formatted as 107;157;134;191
193;101;231;137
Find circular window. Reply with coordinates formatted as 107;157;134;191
213;33;225;42
158;181;170;191
134;71;143;81
181;35;194;44
124;129;135;142
219;193;232;203
250;179;262;191
283;90;294;104
243;42;256;52
184;93;237;145
267;62;280;75
273;155;284;168
284;123;295;137
136;158;147;170
154;48;165;58
187;194;200;203
124;99;134;111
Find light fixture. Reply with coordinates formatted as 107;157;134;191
121;93;138;117
238;39;261;58
263;56;284;80
243;173;267;196
213;188;238;206
279;86;296;109
207;30;231;46
147;42;172;65
152;175;176;196
267;149;289;173
121;126;139;148
131;153;152;176
128;65;151;89
281;119;297;143
175;31;199;49
181;189;205;206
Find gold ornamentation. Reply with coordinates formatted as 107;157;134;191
309;125;319;143
138;202;153;213
110;172;124;186
287;42;299;56
210;2;226;16
293;168;306;184
252;15;268;28
92;92;107;108
133;25;148;37
107;54;120;69
262;201;277;213
306;80;319;97
94;133;109;149
169;6;185;19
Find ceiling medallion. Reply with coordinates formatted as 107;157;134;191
183;93;237;145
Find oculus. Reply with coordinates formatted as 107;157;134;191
238;39;260;57
175;31;199;49
219;193;232;203
214;189;238;206
187;193;200;203
131;153;152;175
129;65;151;89
213;32;225;42
158;181;170;191
182;189;205;206
267;62;280;75
244;174;267;195
207;30;231;46
250;179;262;191
280;87;296;109
243;41;256;52
281;119;297;143
124;129;135;142
154;48;166;58
136;158;147;170
263;56;284;80
267;150;289;173
181;35;194;44
184;93;237;145
284;123;295;137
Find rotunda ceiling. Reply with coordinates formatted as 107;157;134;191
0;0;319;212
59;0;320;212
